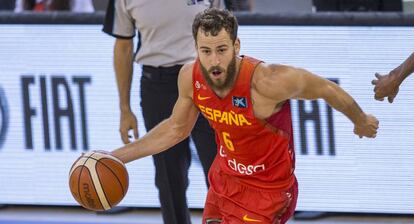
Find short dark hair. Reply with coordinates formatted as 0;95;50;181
192;8;238;44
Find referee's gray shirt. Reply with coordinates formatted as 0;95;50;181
103;0;208;67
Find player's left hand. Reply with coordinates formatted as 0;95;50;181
354;114;379;138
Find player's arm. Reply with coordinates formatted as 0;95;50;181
111;64;199;163
372;52;414;103
256;64;378;138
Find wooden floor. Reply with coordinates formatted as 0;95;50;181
0;205;414;224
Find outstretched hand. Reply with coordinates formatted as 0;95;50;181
354;114;379;138
372;73;399;103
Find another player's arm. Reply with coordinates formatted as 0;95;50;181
390;52;414;84
372;52;414;102
112;64;199;163
256;64;378;138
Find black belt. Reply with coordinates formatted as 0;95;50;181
142;65;183;80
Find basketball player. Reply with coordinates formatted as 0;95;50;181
372;52;414;103
110;8;379;223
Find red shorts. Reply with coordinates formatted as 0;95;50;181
203;174;298;224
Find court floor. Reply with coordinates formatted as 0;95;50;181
1;205;414;224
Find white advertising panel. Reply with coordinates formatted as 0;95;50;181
0;25;413;213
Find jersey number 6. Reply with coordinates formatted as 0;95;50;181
222;132;235;151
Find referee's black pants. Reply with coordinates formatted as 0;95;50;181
141;65;217;224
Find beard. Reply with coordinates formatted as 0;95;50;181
200;54;237;92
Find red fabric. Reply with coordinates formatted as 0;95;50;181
203;161;299;223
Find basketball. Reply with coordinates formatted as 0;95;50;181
69;151;129;211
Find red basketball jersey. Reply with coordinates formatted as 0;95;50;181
192;56;295;190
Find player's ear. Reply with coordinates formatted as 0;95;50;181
234;38;240;55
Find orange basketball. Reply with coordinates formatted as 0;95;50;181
69;151;129;211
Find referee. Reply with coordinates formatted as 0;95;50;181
103;1;217;223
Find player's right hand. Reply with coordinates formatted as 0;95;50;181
119;110;139;144
353;114;379;138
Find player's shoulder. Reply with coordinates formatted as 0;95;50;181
259;63;295;75
252;63;298;93
180;62;196;74
254;63;289;82
178;62;196;81
178;62;196;96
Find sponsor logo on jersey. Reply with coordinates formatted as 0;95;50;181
219;145;265;175
243;214;262;222
232;96;247;108
195;81;201;90
197;94;211;101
